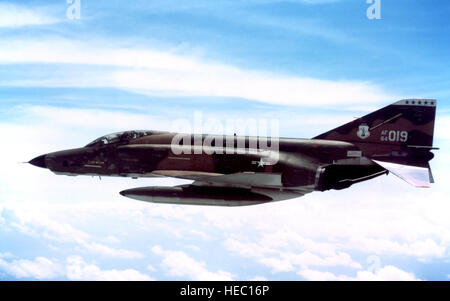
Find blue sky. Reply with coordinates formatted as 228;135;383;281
1;0;450;280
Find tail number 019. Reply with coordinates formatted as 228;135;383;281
380;130;408;142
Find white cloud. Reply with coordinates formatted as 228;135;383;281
0;254;153;281
80;242;145;259
147;264;157;272
224;237;362;273
298;265;420;281
0;3;58;28
152;245;234;280
353;266;419;281
0;0;447;283
434;116;450;140
188;230;210;240
0;257;63;279
297;268;344;281
0;202;145;260
285;251;362;269
103;235;120;244
348;237;445;258
23;106;171;134
66;256;153;281
1;104;449;281
0;38;397;107
250;276;268;281
0;252;14;259
186;245;201;252
112;69;392;107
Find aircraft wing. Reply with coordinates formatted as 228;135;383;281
117;144;316;206
121;168;313;206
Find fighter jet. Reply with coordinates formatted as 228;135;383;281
29;99;437;206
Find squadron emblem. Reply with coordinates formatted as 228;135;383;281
357;124;370;139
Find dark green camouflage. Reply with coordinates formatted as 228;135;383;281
29;99;437;206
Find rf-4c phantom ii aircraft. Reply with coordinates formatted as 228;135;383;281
30;99;438;206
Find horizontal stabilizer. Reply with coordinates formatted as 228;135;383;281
373;160;432;188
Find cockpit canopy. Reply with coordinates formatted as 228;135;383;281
85;130;157;147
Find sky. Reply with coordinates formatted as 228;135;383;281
0;0;450;281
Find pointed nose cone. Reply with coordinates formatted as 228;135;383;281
29;154;47;169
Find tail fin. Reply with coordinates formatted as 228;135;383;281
314;99;437;187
